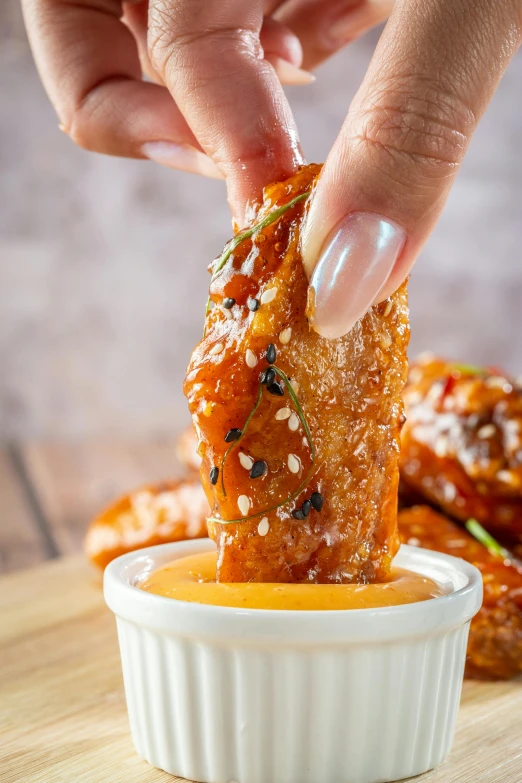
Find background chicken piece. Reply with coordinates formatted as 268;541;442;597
175;425;201;472
399;505;522;680
401;355;522;543
85;478;209;569
185;164;409;583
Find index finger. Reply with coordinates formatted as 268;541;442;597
147;0;303;224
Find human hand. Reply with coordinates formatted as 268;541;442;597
22;0;390;223
302;0;522;336
22;0;521;339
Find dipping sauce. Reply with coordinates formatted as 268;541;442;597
140;552;445;610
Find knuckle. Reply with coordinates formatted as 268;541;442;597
148;5;259;75
353;77;476;185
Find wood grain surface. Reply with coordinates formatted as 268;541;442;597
0;448;51;572
0;438;181;574
1;556;521;783
19;437;182;556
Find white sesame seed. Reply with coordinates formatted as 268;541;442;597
238;495;250;516
287;454;300;474
257;517;269;536
380;334;392;350
238;452;254;470
478;424;496;439
279;327;292;345
407;537;421;547
245;349;257;368
408;368;423;384
209;342;224;356
288;413;299;432
383;300;393;317
218;305;234;321
260;287;278;304
443;483;457;503
497;470;520;488
290;379;300;395
485;376;508;389
275;407;292;421
434;436;448;458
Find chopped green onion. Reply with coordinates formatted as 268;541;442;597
452;363;487;376
205;190;311;318
465;518;509;558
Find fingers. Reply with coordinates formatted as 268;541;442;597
21;0;225;178
302;0;522;338
260;16;315;84
148;0;304;224
275;0;394;70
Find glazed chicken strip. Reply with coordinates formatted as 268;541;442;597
85;478;209;569
184;165;409;583
401;355;522;542
399;505;522;680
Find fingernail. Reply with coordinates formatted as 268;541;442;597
309;212;405;339
141;142;224;180
266;55;315;86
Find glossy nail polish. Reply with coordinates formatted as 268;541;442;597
309;212;405;339
142;142;224;180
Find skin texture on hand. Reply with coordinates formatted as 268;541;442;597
302;0;522;336
22;0;522;333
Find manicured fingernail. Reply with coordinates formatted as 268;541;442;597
266;55;315;85
309;212;405;339
141;142;224;180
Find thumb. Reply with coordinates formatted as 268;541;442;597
302;0;521;339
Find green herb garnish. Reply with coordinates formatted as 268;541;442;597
465;518;509;558
209;366;315;525
452;363;488;376
205;190;311;318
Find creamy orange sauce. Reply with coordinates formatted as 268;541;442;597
140;552;444;610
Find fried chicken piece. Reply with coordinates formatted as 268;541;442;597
184;164;410;583
176;425;201;472
401;354;522;540
85;478;209;569
399;505;522;680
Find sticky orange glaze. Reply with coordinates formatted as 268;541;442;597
401;355;522;540
139;552;444;610
184;164;410;584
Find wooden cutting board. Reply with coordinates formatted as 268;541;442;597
1;556;521;783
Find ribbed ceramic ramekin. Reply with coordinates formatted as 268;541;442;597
104;539;482;783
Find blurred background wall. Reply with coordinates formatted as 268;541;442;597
1;2;521;442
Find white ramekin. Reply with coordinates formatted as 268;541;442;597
104;539;482;783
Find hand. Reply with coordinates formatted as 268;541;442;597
23;0;521;338
22;0;390;223
302;0;521;336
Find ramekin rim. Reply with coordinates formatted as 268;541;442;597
104;539;483;642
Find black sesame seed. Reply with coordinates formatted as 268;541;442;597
310;492;323;511
224;428;242;443
249;460;267;479
301;500;311;517
266;343;277;364
247;298;260;312
261;368;276;385
268;382;284;396
223;297;235;309
210;467;219;485
291;508;306;520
